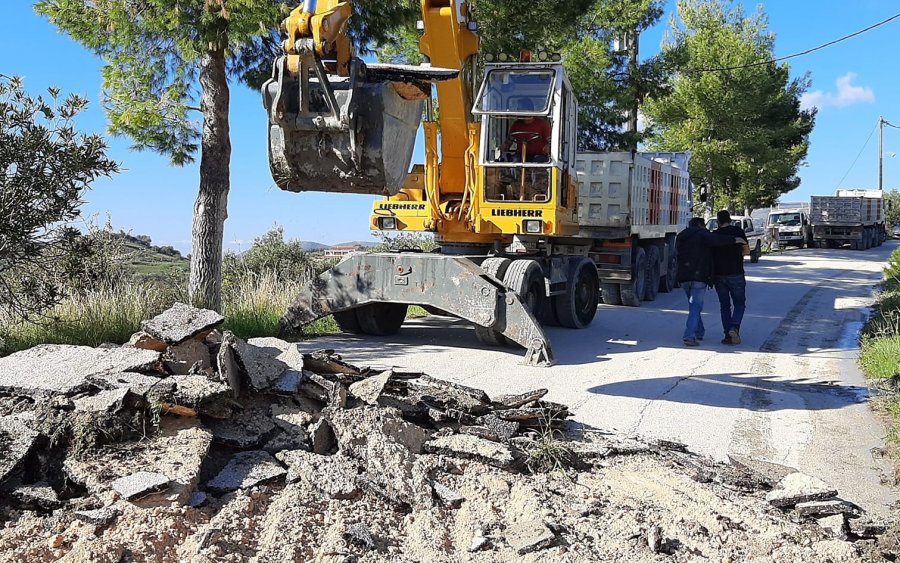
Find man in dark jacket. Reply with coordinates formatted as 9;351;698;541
713;210;750;345
676;217;745;346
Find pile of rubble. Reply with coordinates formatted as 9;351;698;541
0;303;897;561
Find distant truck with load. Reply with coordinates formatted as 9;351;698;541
809;190;885;250
766;204;813;249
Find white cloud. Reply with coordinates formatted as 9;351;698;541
801;73;875;110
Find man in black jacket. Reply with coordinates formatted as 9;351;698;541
676;217;746;346
713;210;750;345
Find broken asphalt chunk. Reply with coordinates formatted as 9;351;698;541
0;345;161;397
206;408;275;448
303;349;360;376
140;302;224;345
111;471;171;500
0;415;40;485
504;520;556;555
169;375;231;410
205;451;287;494
343;522;376;551
349;370;393;405
74;506;121;526
165;339;212;375
73;388;132;413
816;514;848;539
849;518;887;538
766;472;838;508
217;331;243;397
477;414;519;442
795;500;863;519
424;434;516;469
431;480;464;508
494;389;548;409
276;450;362;499
87;371;174;401
728;454;797;487
11;482;62;510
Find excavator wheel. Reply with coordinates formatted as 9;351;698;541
620;247;647;307
355;303;408;336
554;257;600;329
503;260;546;317
474;257;513;346
660;247;677;293
333;310;363;334
644;246;661;302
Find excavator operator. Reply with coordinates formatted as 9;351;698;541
500;98;551;163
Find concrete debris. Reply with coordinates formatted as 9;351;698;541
494;388;548;408
11;482;62;510
140;302;224;345
795;500;862;519
766;472;838;508
728;454;797;486
343;522;375;551
326;406;427;458
73;388;132;413
169;375;231;409
272;370;305;395
125;331;168;353
87;371;173;401
646;524;664;553
73;507;121;526
217;331;243;396
477;414;519;442
165;339;212;375
262;425;309;454
270;402;316;431
111;471;171;500
460;425;501;442
276;450;362;499
431;480;464;508
233;337;293;391
206;408;276;448
849;518;887;538
0;415;40;484
205;451;287;493
309;418;337;455
0;345;161;396
504;519;556;555
816;514;848;539
349;369;393;405
424;434;516;469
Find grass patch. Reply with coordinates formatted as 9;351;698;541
0;285;172;356
861;336;900;380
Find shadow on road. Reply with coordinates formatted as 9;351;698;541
587;372;868;412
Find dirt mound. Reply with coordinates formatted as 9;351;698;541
0;304;895;562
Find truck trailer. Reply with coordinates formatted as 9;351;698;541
809;190;885;250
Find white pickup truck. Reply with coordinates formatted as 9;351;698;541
706;215;765;263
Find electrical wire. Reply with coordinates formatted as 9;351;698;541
884;118;900;130
690;11;900;73
834;123;878;191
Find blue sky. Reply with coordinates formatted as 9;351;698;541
1;1;897;253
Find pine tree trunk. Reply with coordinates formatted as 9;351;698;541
189;48;231;312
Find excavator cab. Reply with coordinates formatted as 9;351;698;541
473;62;579;234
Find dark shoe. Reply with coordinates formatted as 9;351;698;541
728;328;741;345
697;336;704;341
721;336;733;345
684;338;700;347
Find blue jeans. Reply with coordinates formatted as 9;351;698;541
715;274;747;336
682;281;707;340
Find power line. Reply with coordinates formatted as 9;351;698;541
884;119;900;130
835;123;878;191
691;11;900;73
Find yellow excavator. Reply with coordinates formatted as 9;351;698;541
263;0;691;366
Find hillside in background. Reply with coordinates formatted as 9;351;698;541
114;233;189;283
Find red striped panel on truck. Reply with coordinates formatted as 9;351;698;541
649;161;662;225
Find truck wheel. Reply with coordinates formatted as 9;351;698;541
620;247;647;307
474;257;514;345
600;283;622;305
333;309;363;334
554;257;599;329
356;303;408;336
644;246;661;302
660;248;677;293
750;241;761;263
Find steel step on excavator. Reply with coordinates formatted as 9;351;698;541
263;0;692;366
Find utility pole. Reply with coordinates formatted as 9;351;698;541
880;115;884;191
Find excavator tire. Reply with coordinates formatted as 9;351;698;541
503;260;546;317
356;303;408;336
620;247;647;307
333;310;363;334
644;246;661;302
554;257;599;329
474;257;513;346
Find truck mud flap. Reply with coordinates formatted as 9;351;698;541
280;253;555;366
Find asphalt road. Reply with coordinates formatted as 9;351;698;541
307;241;900;515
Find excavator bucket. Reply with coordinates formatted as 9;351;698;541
263;50;457;196
279;253;555;367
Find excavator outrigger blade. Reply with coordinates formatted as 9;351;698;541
279;253;555;367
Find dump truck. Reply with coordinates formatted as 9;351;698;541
262;0;693;365
809;190;885;250
766;204;813;249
